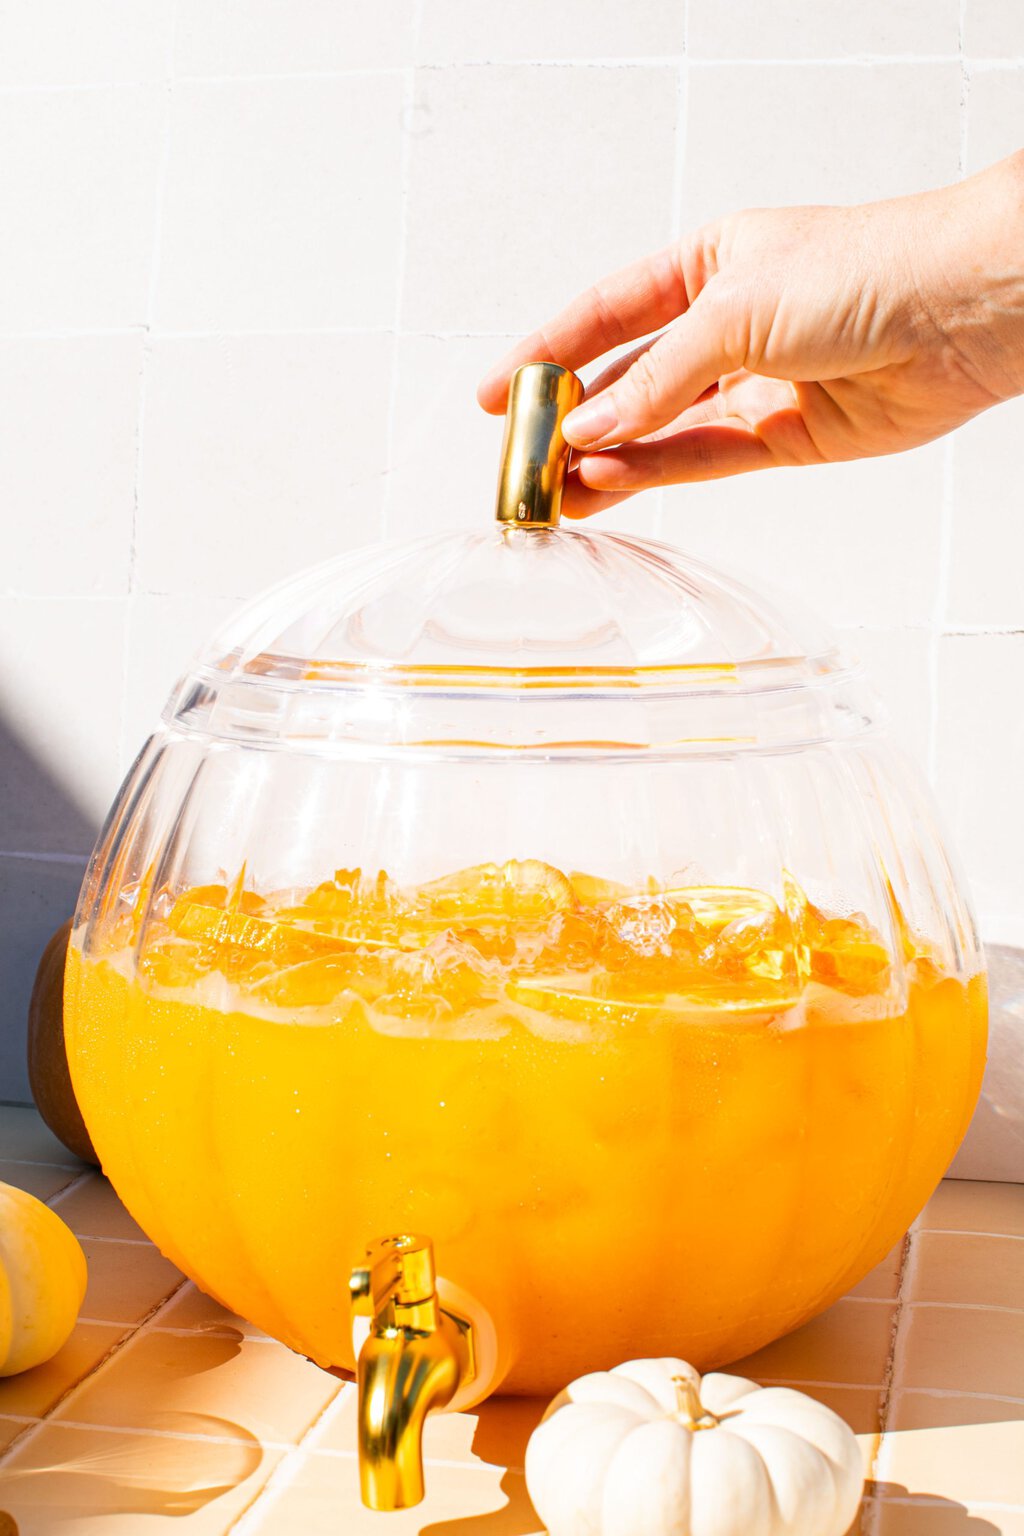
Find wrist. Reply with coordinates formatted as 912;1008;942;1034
926;152;1024;404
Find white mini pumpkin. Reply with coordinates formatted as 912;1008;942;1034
525;1357;863;1536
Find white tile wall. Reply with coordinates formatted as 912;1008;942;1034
135;333;392;596
121;592;243;763
948;396;1024;628
0;0;173;87
0;87;164;332
661;444;946;629
174;0;418;76
0;0;1021;1163
401;64;678;333
687;0;961;59
966;63;1024;171
683;63;961;225
417;0;685;62
964;0;1024;58
155;77;406;333
936;634;1024;942
0;336;142;596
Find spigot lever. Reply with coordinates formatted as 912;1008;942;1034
349;1233;476;1511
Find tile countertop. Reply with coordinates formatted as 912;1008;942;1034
0;1107;1022;1536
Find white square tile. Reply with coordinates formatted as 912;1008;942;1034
948;396;1024;627
683;64;961;224
121;592;245;771
135;334;391;597
659;441;945;628
175;0;417;75
0;0;173;87
966;64;1024;173
0;597;126;852
964;0;1024;58
0;87;164;331
386;333;509;538
401;64;678;333
0;337;142;597
155;77;404;332
838;627;933;766
935;634;1024;932
418;0;684;62
0;856;86;1101
687;0;960;59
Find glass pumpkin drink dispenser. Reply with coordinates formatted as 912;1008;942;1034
65;364;986;1509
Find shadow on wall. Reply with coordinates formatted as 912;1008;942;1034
0;714;99;1102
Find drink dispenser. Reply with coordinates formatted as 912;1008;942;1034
65;364;986;1509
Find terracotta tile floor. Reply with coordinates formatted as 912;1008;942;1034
0;1103;1021;1535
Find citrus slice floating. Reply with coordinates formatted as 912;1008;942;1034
662;886;780;931
167;900;354;968
568;871;632;907
417;860;576;923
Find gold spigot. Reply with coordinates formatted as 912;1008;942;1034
349;1234;476;1511
494;362;585;528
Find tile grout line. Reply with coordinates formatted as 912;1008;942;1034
9;56;1024;94
43;1169;94;1211
926;2;967;787
0;325;523;342
903;1298;1024;1316
380;0;425;541
225;1381;357;1533
756;1377;1024;1405
0;1154;84;1169
0;1415;296;1452
0;1275;191;1468
121;0;178;773
913;1225;1024;1241
869;1227;917;1512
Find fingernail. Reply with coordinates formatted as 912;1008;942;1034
563;395;618;445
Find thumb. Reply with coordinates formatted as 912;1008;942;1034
562;280;743;450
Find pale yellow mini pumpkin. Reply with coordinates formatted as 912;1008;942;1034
0;1181;87;1376
525;1357;863;1536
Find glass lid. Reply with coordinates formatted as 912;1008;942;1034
160;364;876;757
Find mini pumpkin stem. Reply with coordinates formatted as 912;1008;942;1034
672;1374;720;1430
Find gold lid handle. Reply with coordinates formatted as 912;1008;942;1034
494;362;585;528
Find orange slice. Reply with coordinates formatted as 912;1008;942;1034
167;899;353;968
417;860;575;923
248;954;381;1009
507;976;794;1026
663;886;780;931
568;871;632;907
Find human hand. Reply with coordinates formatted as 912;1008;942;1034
478;152;1024;518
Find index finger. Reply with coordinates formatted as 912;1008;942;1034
476;242;698;413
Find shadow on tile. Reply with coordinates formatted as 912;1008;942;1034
870;1484;1003;1534
420;1469;542;1536
465;1397;545;1473
0;1413;265;1521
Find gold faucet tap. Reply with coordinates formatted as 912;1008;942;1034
349;1234;477;1511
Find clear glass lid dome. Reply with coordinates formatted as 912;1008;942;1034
168;513;872;760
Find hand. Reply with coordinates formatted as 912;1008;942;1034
478;152;1024;518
